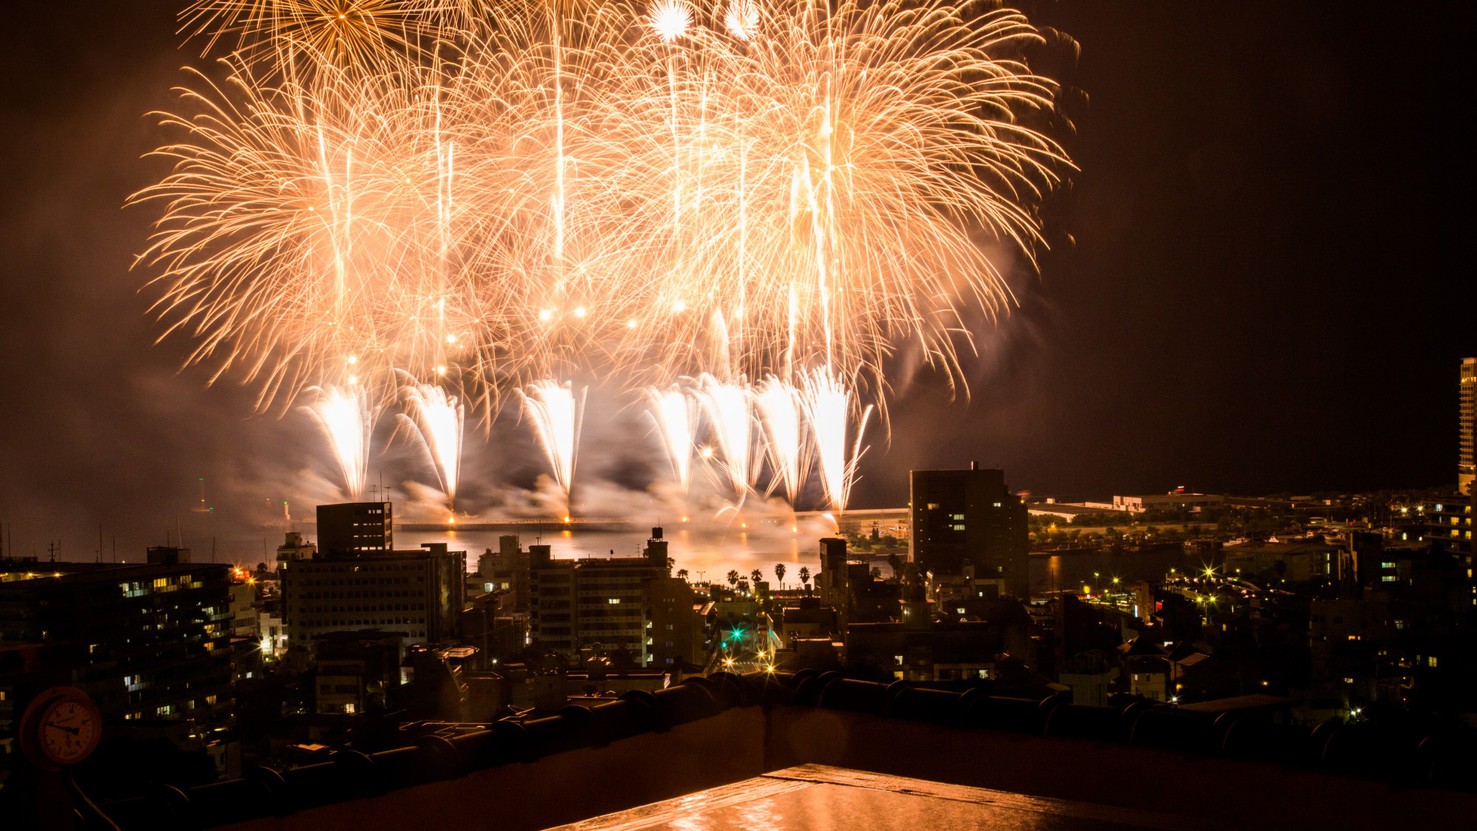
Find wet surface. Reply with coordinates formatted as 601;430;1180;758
550;764;1227;831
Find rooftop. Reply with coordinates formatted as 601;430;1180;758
93;672;1477;831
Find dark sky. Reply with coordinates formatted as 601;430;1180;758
1;2;1473;559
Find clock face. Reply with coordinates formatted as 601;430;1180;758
37;697;101;766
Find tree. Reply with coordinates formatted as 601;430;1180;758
798;566;810;586
774;563;786;588
751;569;763;586
727;569;740;588
676;568;689;581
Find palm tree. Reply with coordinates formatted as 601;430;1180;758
726;569;740;589
750;568;763;586
774;563;786;588
798;566;811;591
676;568;689;581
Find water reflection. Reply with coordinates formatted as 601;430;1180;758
399;520;816;581
1030;544;1225;596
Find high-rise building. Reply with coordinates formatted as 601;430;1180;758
1460;357;1475;496
909;465;1029;599
316;502;393;555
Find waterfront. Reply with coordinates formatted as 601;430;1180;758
1031;544;1225;597
396;516;842;585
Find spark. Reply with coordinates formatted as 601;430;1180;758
401;381;464;505
303;383;378;498
802;367;872;515
695;373;756;501
648;384;699;493
649;0;692;43
520;380;585;512
724;0;760;42
139;0;1073;504
755;375;804;501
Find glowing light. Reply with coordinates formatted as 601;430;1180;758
139;0;1072;499
304;384;377;499
649;0;692;42
696;374;756;501
649;384;698;493
756;376;804;501
401;382;464;506
801;368;872;514
725;0;760;41
521;380;585;513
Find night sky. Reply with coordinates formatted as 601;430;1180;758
0;2;1472;559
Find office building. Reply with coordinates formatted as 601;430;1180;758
909;465;1029;598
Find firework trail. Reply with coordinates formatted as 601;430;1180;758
520;380;585;513
133;50;501;413
304;383;378;498
755;375;805;502
801;367;872;515
139;0;1072;511
695;374;763;502
648;384;699;494
178;0;470;70
401;382;464;508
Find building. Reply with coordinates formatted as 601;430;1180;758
1461;356;1475;496
0;552;234;754
313;630;403;716
647;576;706;670
1424;497;1474;561
279;506;465;655
1111;491;1225;513
276;531;316;563
528;529;676;666
315;502;393;555
477;535;531;615
909;465;1029;598
845;600;1020;683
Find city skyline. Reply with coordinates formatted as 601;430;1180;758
1;2;1474;560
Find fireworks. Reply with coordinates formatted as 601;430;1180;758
801;368;873;514
303;384;377;499
401;382;464;507
519;380;585;512
649;385;699;494
137;0;1072;510
695;373;758;502
755;375;804;502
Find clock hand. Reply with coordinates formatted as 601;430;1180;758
47;724;81;735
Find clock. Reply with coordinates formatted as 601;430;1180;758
19;687;103;770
